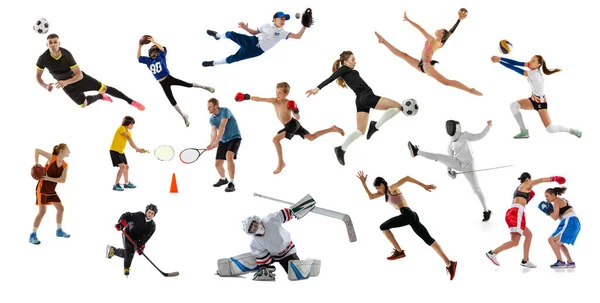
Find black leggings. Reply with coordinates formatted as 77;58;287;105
159;75;193;106
275;253;300;273
380;207;435;246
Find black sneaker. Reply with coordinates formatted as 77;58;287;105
225;182;235;192
206;30;220;40
483;210;492;222
334;146;345;166
366;121;378;140
407;141;419;158
202;61;214;67
213;178;228;187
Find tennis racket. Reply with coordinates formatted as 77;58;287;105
179;148;208;164
143;145;175;161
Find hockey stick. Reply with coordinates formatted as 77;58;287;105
121;230;179;277
253;193;356;242
456;165;513;174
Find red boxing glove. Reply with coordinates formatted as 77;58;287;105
550;176;566;185
115;219;127;231
528;190;535;202
235;92;250;102
287;100;299;114
136;245;145;255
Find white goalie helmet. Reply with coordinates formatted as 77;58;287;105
242;215;264;235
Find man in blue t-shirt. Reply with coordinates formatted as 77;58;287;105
207;98;242;192
137;36;215;127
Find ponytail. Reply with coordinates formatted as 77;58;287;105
545;186;567;196
52;143;68;155
333;51;353;88
373;177;389;202
535;55;561;75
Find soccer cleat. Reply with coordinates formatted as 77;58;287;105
100;92;113;102
366;121;378;140
29;232;41;245
570;129;582;138
486;250;499;266
483;210;492;222
386;249;406;260
206;30;220;40
520;259;537;268
407;141;419;157
225;182;236;192
566;262;576;268
106;245;115;259
446;261;457;281
202;61;214;67
123;182;136;189
131;101;145;111
334;146;345;166
183;114;190;127
113;184;124;191
124;268;130;276
513;130;529;139
213;178;228;187
550;260;566;268
56;228;70;238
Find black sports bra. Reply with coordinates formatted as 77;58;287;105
513;186;530;204
559;199;573;216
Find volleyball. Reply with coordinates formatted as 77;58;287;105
499;40;513;54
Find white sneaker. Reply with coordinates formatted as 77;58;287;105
520;260;537;268
486;251;500;266
183;114;190;127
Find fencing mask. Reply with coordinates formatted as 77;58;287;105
446;120;461;137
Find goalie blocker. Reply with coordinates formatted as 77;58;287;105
217;252;320;280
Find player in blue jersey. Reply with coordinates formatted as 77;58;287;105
137;36;215;127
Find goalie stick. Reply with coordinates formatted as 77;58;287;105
121;230;179;277
253;193;357;242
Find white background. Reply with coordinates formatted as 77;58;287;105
1;0;598;302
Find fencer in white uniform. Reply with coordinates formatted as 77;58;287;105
407;120;492;221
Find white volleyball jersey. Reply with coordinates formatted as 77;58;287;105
527;68;545;97
448;125;491;164
257;23;290;51
250;208;296;266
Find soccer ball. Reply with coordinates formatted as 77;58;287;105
401;98;418;116
33;18;50;34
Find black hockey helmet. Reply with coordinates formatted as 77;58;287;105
146;203;158;215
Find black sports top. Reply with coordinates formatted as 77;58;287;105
317;65;372;95
36;47;78;81
559;199;573;217
513;186;530;204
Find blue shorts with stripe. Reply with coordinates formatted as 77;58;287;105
551;215;581;245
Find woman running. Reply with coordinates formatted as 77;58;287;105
305;51;404;166
491;55;582;139
374;9;482;96
486;172;566;268
357;171;457;280
30;144;71;245
539;187;580;268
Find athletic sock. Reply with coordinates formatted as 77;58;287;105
341;130;363;151
375;108;400;129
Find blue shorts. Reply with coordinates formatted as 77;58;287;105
551;214;581;245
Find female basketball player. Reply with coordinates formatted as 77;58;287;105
305;51;404;166
30;144;71;245
138;36;215;127
491;55;582;139
356;171;458;281
541;187;580;268
373;9;482;96
485;172;566;268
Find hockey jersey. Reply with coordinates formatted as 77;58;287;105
250;208;296;266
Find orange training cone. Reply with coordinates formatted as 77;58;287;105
170;173;178;193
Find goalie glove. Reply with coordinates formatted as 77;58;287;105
290;194;316;220
253;266;276;281
301;8;314;28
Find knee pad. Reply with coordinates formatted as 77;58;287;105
510;101;521;115
546;124;558;133
287;259;321;280
216;252;259;277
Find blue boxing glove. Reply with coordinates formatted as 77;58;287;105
538;201;554;215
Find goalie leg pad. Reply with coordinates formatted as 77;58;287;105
291;194;316;219
217;252;259;276
287;259;321;280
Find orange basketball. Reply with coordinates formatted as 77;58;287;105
31;164;46;180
